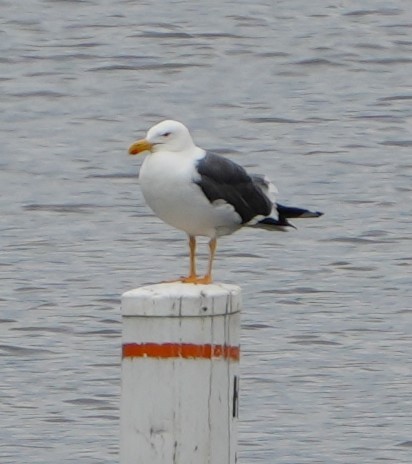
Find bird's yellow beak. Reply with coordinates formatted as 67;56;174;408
128;138;153;155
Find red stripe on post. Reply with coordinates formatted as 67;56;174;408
122;343;240;361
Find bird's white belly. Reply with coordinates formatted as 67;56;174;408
139;152;241;238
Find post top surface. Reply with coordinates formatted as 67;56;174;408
121;282;241;317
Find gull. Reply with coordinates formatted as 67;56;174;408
129;120;322;284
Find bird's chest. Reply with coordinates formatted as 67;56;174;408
139;153;209;228
140;153;195;202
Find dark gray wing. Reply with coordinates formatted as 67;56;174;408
194;152;272;223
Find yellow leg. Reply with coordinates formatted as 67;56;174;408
196;238;217;284
179;237;216;285
188;235;197;279
179;235;199;283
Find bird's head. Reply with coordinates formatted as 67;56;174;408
128;120;195;155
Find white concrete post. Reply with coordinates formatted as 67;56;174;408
120;282;241;464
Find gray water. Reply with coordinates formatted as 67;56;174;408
1;1;411;463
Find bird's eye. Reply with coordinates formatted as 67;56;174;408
163;132;171;137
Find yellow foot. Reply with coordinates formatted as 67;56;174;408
179;275;213;284
162;275;213;284
160;276;198;284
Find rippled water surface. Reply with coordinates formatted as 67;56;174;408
1;1;411;463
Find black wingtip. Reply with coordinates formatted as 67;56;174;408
276;203;324;219
256;205;323;231
257;216;296;230
301;210;324;218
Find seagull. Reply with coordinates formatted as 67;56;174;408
128;120;323;284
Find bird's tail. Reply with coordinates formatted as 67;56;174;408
256;203;323;230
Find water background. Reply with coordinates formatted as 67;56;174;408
1;1;411;462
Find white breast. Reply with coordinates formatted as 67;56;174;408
139;150;241;238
